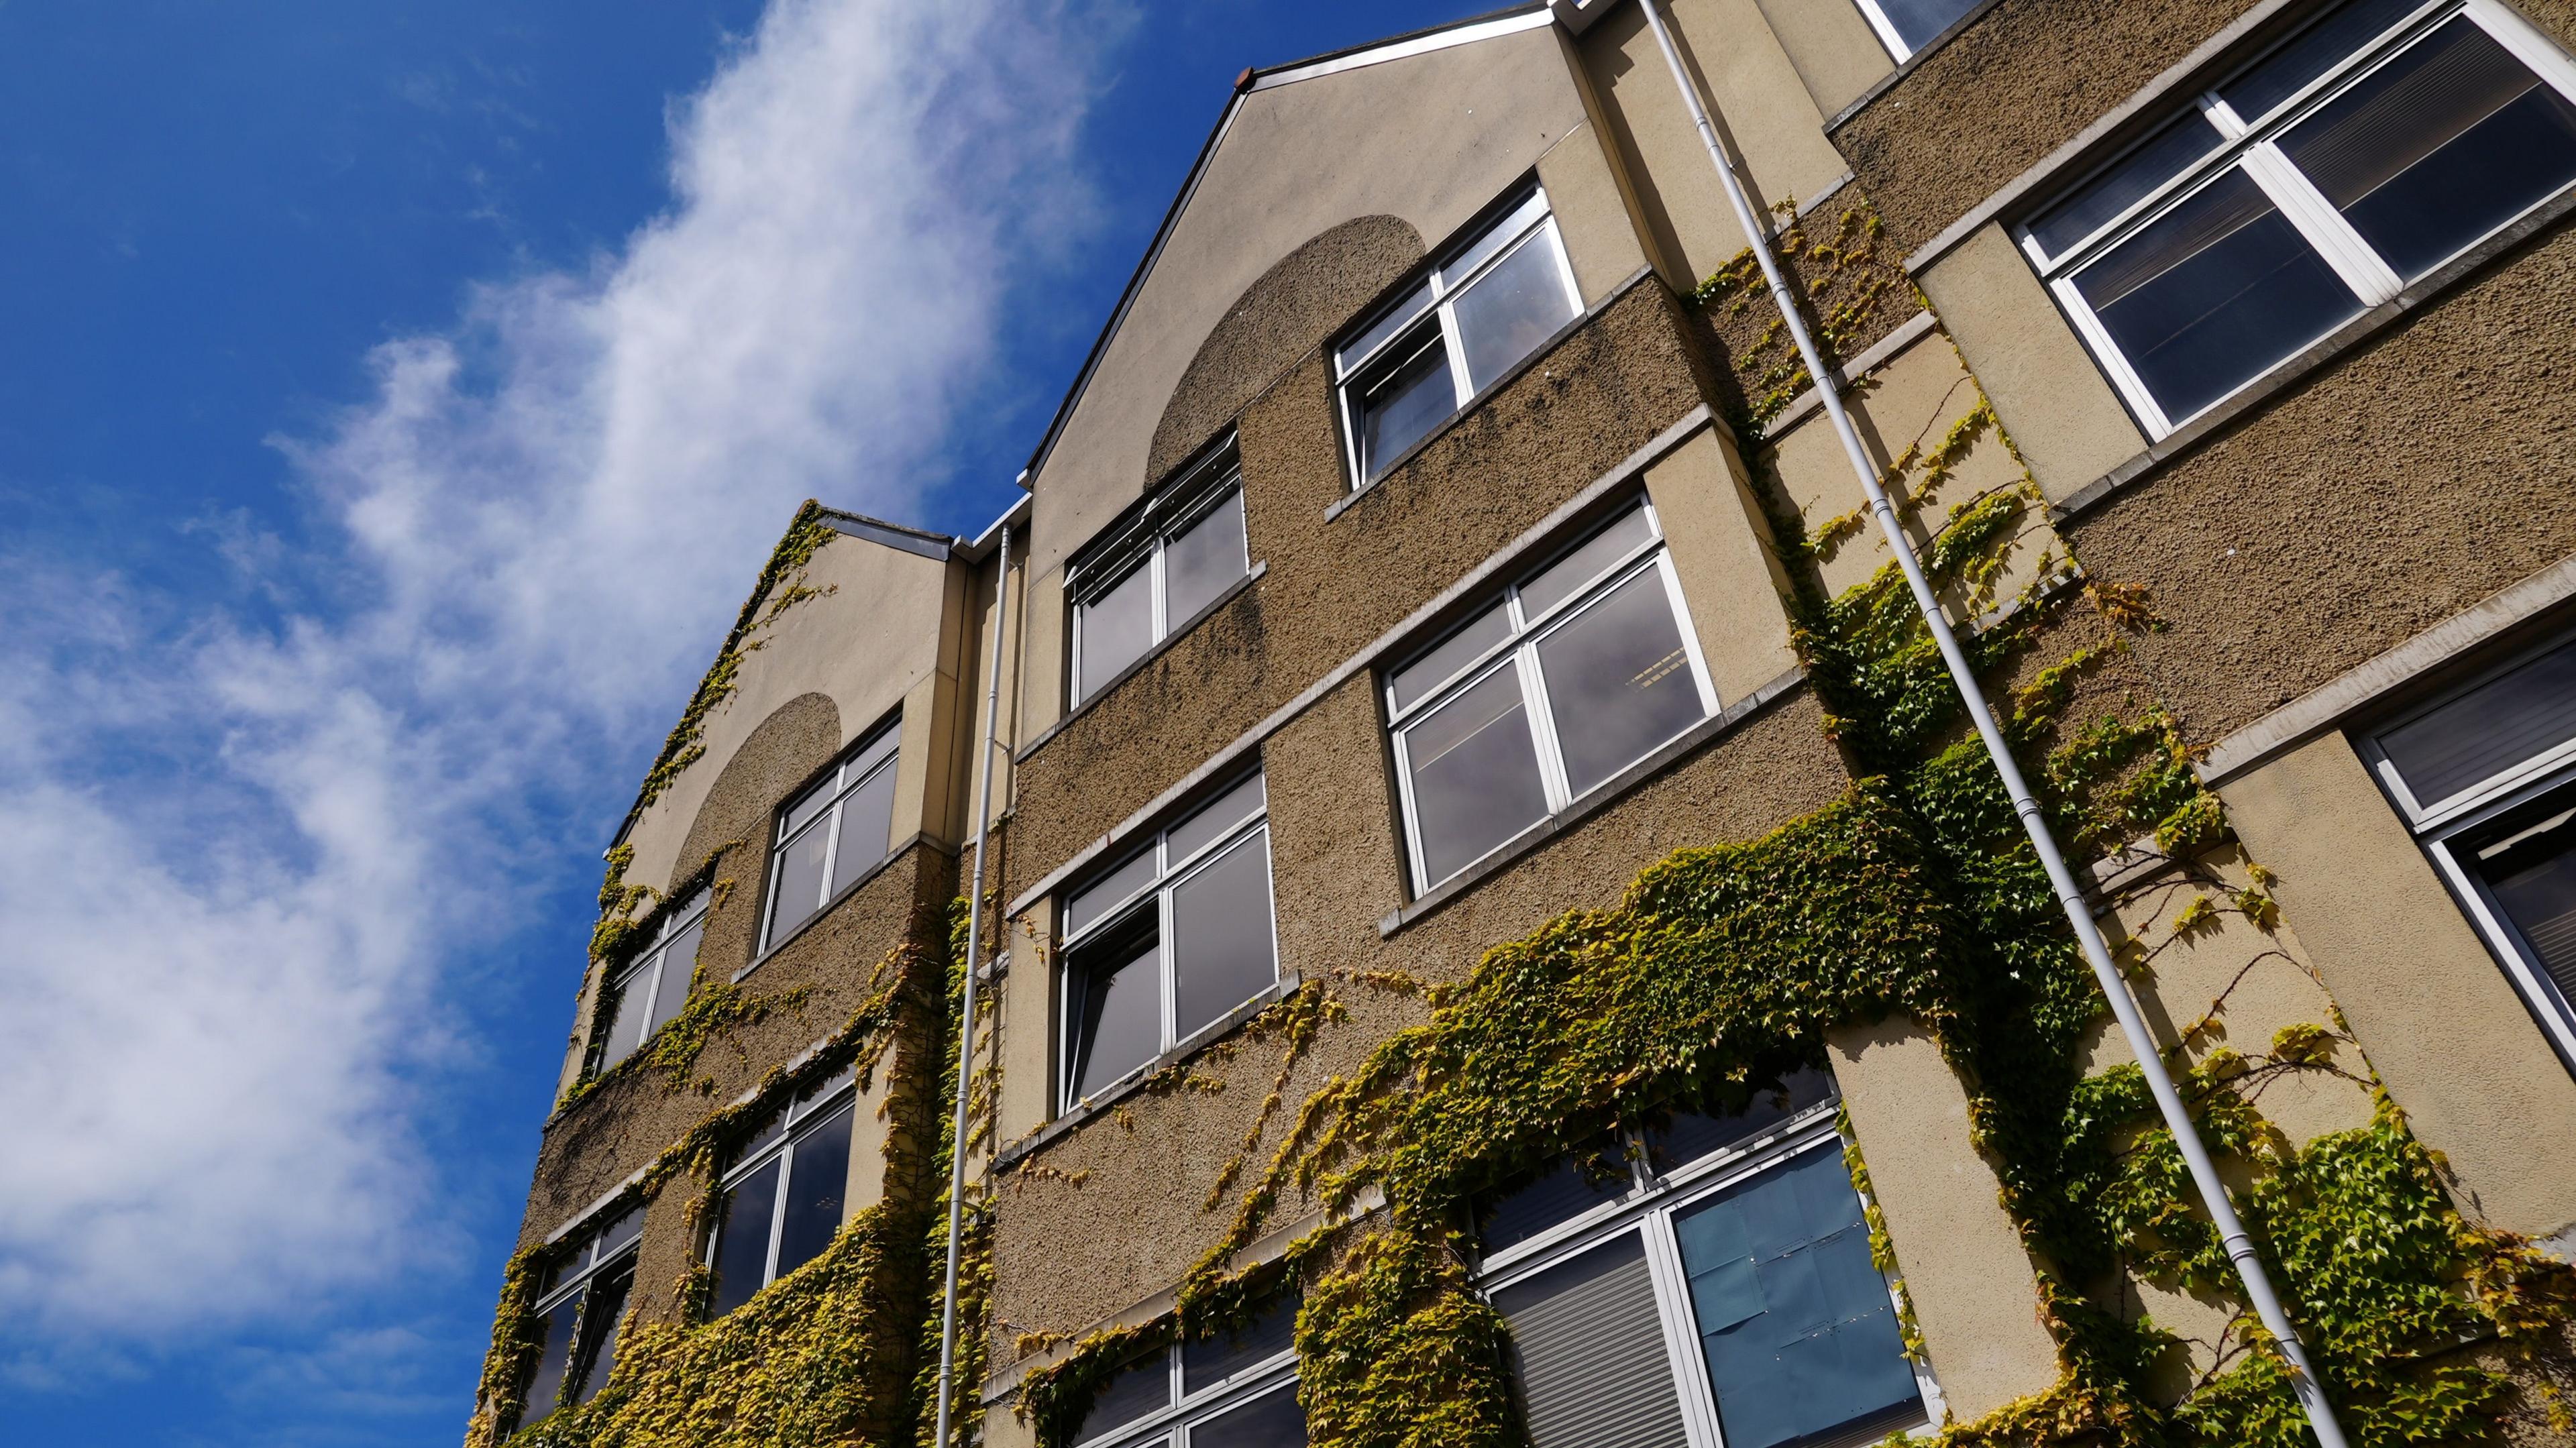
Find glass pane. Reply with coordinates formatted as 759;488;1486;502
1069;925;1164;1103
774;1104;854;1281
1403;663;1550;887
736;1105;788;1163
1477;1137;1631;1256
2278;17;2576;281
1869;0;1982;54
2222;0;2427;123
569;1261;633;1406
1183;1294;1301;1394
710;1157;782;1317
780;771;837;841
1189;1386;1308;1448
1389;600;1515;716
1164;490;1248;627
1450;228;1578;394
1341;278;1435;372
1517;506;1659;621
1170;830;1278;1040
597;972;647;1071
2469;792;2576;1012
830;761;900;895
596;1205;644;1258
1066;846;1159;940
767;823;830;946
2073;167;2361;422
2027;112;2226;260
1441;191;1551;286
1491;1233;1690;1448
847;723;900;781
1167;771;1267;869
1355;329;1456;482
1646;1066;1838;1177
2379;638;2576;809
1535;568;1708;797
793;1062;858;1122
645;929;698;1040
1078;559;1157;703
1078;1352;1175;1444
521;1286;586;1423
1672;1145;1920;1448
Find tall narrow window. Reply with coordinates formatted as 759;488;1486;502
1334;188;1582;487
1385;499;1717;892
594;887;709;1072
2021;0;2576;435
1072;1292;1305;1448
1070;453;1250;705
515;1204;645;1431
1851;0;1982;61
763;722;901;950
1477;1068;1931;1448
706;1066;858;1316
2363;630;2576;1070
1060;769;1278;1109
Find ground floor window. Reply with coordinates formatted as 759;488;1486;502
1073;1292;1305;1448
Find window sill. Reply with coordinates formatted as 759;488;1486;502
2048;186;2576;526
733;830;956;985
1324;265;1656;526
989;974;1305;1174
1015;563;1268;765
1379;665;1807;938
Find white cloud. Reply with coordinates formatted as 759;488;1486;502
0;0;1118;1347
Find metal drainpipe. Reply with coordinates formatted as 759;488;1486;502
932;519;1013;1448
1631;5;2349;1444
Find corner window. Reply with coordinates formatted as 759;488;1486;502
594;887;708;1072
1477;1068;1933;1448
763;722;901;951
706;1066;858;1316
1071;453;1250;706
1060;769;1277;1111
2019;0;2576;435
2362;630;2576;1069
516;1205;643;1430
1073;1292;1305;1448
1385;500;1717;893
1334;188;1582;488
1852;0;1982;61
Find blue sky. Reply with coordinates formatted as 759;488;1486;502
0;2;1493;1443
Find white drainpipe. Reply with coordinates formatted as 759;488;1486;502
1630;5;2349;1445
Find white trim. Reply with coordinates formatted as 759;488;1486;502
1851;0;1921;62
1248;10;1555;92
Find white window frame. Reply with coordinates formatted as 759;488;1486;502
1071;1303;1302;1448
1474;1095;1943;1448
596;885;710;1070
1332;186;1584;491
2017;0;2576;438
1851;0;1980;62
1068;463;1250;708
1057;773;1279;1113
760;720;901;952
1385;500;1719;895
2358;633;2576;1068
703;1066;859;1300
520;1205;643;1426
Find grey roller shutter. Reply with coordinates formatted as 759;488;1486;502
1491;1231;1690;1448
2379;636;2576;811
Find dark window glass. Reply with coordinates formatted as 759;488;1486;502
1671;1145;1919;1448
1079;559;1157;703
710;1156;781;1317
2072;168;2361;421
568;1260;633;1406
1479;1137;1631;1255
1646;1065;1839;1177
1451;233;1575;392
2467;791;2576;1013
1183;1294;1301;1394
1077;1352;1174;1444
830;761;898;895
2221;0;2428;123
1535;567;1707;797
1170;832;1278;1040
1355;331;1455;482
1165;490;1248;626
774;1104;853;1280
2027;112;2227;258
1389;600;1514;714
2277;17;2576;280
1403;663;1550;885
521;1287;586;1423
1492;1233;1691;1448
2379;638;2576;807
1190;1387;1309;1448
1069;921;1163;1102
1868;0;1982;54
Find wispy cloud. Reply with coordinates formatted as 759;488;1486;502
0;0;1118;1364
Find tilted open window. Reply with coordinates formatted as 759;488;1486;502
1069;448;1250;707
515;1203;644;1430
762;720;900;952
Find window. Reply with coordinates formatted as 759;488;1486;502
516;1205;643;1430
1477;1068;1933;1448
1060;769;1277;1109
2019;0;2576;435
1851;0;1982;60
705;1066;858;1315
1073;1292;1306;1448
1071;455;1250;706
1385;499;1717;893
763;722;901;950
2361;630;2576;1070
594;887;708;1072
1334;188;1582;487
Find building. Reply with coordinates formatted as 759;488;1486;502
467;1;2576;1445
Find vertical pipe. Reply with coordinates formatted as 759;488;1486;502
1630;5;2349;1444
934;522;1012;1448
